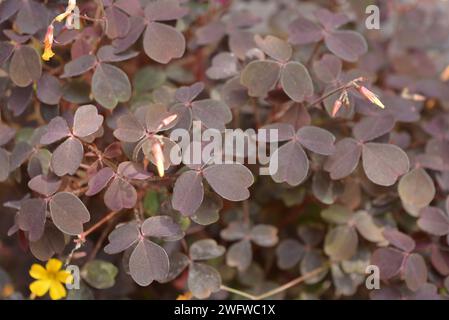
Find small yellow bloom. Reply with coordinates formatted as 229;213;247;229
43;0;79;61
177;292;193;300
29;258;74;300
42;25;55;61
42;47;55;61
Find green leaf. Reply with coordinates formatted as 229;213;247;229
15;128;34;144
324;225;358;261
321;204;352;224
178;216;191;232
92;63;131;109
143;190;160;217
133;66;166;94
67;282;95;300
81;260;119;289
398;168;435;210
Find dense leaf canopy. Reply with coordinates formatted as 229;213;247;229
0;0;449;301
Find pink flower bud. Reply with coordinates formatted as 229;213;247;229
332;99;343;117
358;86;385;109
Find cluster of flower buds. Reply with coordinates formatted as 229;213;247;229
331;90;350;117
331;77;385;117
42;0;78;61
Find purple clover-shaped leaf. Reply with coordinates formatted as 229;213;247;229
221;222;278;272
104;216;182;286
172;82;232;131
288;9;367;62
41;105;104;177
142;0;188;64
172;162;254;216
263;124;335;186
241;35;313;102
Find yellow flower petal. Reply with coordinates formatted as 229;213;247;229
29;264;48;280
49;280;67;300
46;259;63;273
177;292;192;300
55;11;71;22
42;48;55;61
57;270;73;285
29;280;51;297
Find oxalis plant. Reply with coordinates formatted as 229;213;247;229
0;0;449;301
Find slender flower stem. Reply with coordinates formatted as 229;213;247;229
307;82;355;109
88;220;115;261
255;266;326;300
77;211;121;242
64;241;82;267
73;14;106;24
219;285;258;300
269;82;355;123
94;0;105;25
220;265;327;300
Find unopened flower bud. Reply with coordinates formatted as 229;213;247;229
358;86;385;109
151;142;165;177
331;99;343;117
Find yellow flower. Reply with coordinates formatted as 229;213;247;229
43;1;78;61
42;47;55;61
177;292;193;300
29;259;73;300
42;25;55;61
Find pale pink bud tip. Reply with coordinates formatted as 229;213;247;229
359;86;385;109
331;100;343;117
